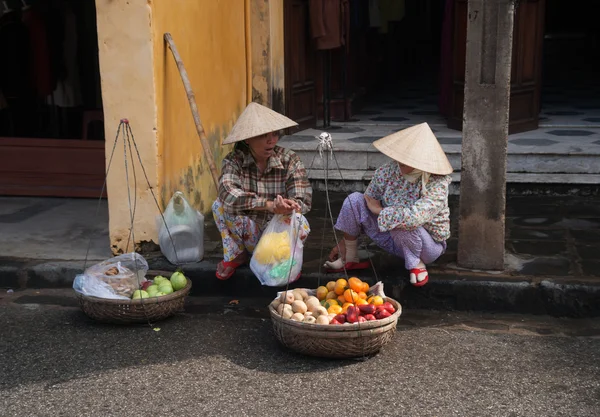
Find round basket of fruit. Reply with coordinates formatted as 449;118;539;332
268;277;401;358
76;271;191;325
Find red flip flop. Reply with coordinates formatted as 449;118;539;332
216;260;243;280
325;261;371;273
410;268;429;287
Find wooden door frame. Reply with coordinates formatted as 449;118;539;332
448;0;546;134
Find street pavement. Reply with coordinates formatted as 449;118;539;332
1;289;599;417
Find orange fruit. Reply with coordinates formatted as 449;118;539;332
337;295;346;304
324;299;339;309
334;283;346;296
326;281;336;292
358;291;367;300
361;282;370;293
316;286;328;301
341;302;354;313
344;289;359;303
348;277;363;293
334;279;348;294
326;291;337;300
355;298;368;306
368;295;384;306
327;305;343;315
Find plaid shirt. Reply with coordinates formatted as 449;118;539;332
218;146;313;226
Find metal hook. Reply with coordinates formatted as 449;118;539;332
316;132;333;160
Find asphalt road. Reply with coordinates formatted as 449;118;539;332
1;290;599;417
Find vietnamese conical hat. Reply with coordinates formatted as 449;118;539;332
223;102;298;144
373;123;453;175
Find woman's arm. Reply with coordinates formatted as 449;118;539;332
365;164;388;201
377;175;452;232
219;158;269;213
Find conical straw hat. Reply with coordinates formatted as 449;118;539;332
223;102;298;144
373;123;453;175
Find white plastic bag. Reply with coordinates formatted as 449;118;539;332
73;253;149;299
250;213;305;287
158;191;204;265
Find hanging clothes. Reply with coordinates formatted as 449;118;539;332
378;0;405;34
22;5;53;97
48;4;82;108
309;0;350;51
368;0;381;28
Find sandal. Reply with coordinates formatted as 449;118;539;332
325;261;371;274
409;267;429;287
216;260;243;280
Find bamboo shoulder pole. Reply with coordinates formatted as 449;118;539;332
164;33;220;190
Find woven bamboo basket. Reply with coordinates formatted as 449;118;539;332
269;297;402;358
76;278;192;324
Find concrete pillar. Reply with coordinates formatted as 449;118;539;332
457;0;515;270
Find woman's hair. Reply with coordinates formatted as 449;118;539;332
233;130;283;151
234;140;250;152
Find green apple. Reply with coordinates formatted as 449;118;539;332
132;290;149;299
170;271;187;291
153;276;167;285
146;285;159;295
154;291;166;297
158;283;173;295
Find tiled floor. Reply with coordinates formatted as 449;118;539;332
289;77;600;157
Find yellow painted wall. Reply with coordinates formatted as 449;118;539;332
96;0;159;254
152;0;249;214
96;0;278;253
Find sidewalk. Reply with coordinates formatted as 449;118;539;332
1;192;599;317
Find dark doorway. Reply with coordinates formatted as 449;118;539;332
0;0;105;197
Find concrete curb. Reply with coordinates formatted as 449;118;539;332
1;255;599;318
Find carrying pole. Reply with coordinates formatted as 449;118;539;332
164;33;220;190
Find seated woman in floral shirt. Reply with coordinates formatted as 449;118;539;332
324;123;453;287
213;102;312;280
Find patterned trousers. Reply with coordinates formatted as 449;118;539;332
212;199;310;261
335;192;447;269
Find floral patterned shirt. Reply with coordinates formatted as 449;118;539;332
365;162;452;242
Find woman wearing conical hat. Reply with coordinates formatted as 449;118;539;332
324;123;453;287
212;102;312;280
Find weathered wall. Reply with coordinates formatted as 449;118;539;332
251;0;270;105
152;0;249;214
269;0;285;113
96;0;159;254
251;0;285;112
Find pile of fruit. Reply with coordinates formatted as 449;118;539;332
130;271;187;300
270;277;396;325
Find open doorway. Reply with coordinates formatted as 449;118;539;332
349;0;446;127
540;0;600;128
0;0;105;198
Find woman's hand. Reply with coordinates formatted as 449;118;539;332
268;195;301;214
364;194;383;216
